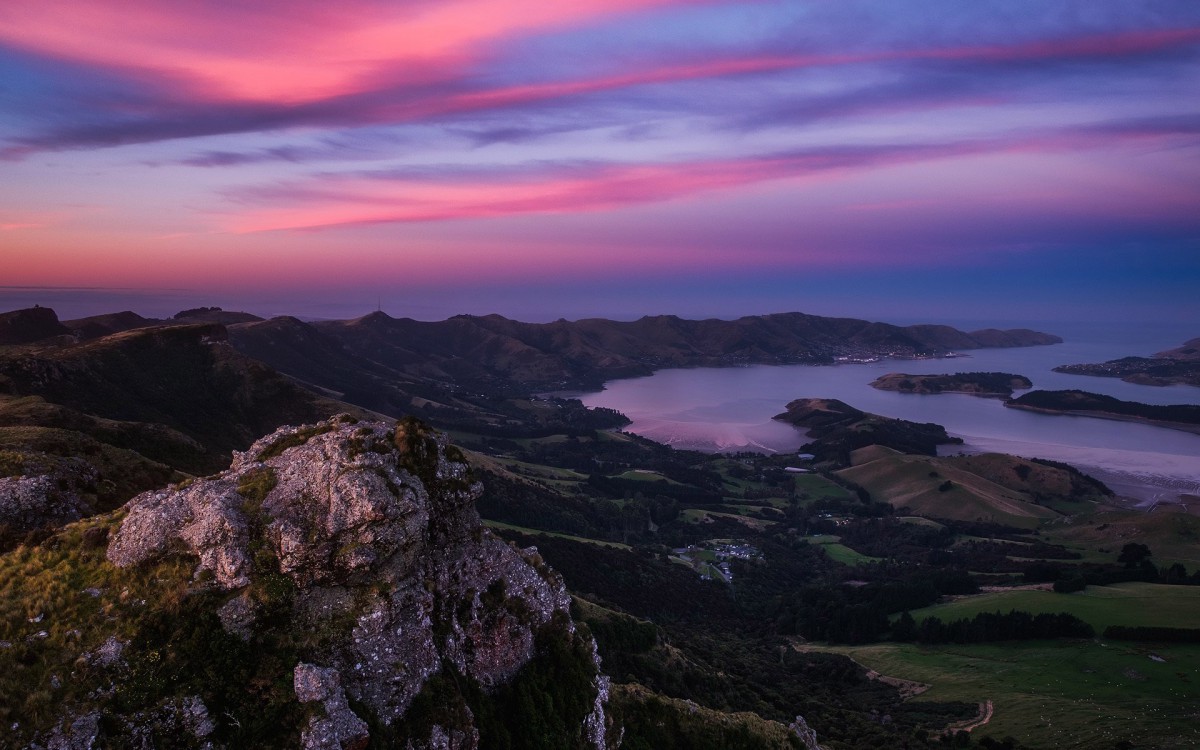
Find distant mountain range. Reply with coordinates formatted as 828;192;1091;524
24;306;1061;395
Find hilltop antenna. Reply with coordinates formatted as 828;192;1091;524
377;297;381;313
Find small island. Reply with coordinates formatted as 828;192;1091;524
1005;389;1200;434
773;397;962;463
1053;336;1200;387
870;371;1032;399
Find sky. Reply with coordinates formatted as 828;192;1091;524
2;1;1199;325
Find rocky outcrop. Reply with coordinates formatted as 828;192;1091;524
0;474;85;532
294;663;370;750
0;463;97;536
790;714;823;750
91;415;611;748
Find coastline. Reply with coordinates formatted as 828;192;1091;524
1003;403;1200;436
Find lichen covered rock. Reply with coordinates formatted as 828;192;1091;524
78;415;610;748
294;663;369;750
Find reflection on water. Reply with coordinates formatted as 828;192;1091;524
578;337;1200;504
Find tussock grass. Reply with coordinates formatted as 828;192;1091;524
0;513;194;733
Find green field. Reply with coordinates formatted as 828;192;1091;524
680;508;770;529
906;582;1200;632
613;469;682;484
792;473;853;502
807;640;1200;749
804;534;881;565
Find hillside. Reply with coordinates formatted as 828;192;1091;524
0;323;369;541
836;450;1109;528
0;323;357;465
1040;505;1200;569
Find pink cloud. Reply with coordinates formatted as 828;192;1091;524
225;116;1200;235
5;9;1198;159
226;144;961;233
0;0;696;103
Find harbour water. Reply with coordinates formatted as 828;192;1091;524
577;321;1200;505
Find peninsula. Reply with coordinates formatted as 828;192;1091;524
1053;336;1200;388
773;397;962;463
1005;390;1200;434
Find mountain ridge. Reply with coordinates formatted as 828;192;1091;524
291;309;1061;393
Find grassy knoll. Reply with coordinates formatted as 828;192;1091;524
792;473;853;502
838;453;1059;529
805;640;1200;749
0;513;198;730
483;520;631;550
907;582;1200;633
805;534;882;565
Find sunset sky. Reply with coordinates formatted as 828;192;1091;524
2;1;1198;324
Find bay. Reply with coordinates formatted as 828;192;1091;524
577;322;1200;505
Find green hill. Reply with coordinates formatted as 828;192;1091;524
837;452;1071;528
